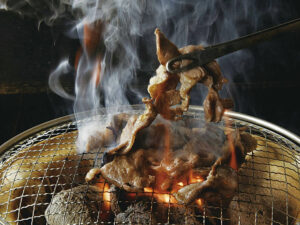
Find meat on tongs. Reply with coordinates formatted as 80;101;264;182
104;29;233;155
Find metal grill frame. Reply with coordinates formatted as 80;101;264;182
0;105;299;225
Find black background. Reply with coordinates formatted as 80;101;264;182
0;2;300;145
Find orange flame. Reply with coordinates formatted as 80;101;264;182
189;170;204;184
143;187;177;204
92;57;102;87
96;182;111;221
224;111;238;171
75;23;103;87
195;198;203;207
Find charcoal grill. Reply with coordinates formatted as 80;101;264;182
0;105;299;225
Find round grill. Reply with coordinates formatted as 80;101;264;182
0;106;299;225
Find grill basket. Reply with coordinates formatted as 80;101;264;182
0;105;299;225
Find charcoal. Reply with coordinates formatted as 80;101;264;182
114;201;156;225
45;185;102;225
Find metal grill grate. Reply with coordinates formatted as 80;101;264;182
0;106;299;225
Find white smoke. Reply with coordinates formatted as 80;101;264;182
2;0;295;152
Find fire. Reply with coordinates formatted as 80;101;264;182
96;182;111;211
189;170;204;183
177;182;184;187
144;187;153;193
75;22;103;88
156;193;177;204
195;199;203;207
224;110;238;171
143;187;177;204
92;57;102;87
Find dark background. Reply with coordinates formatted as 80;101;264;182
0;2;300;145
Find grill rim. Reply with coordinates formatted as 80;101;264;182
0;105;299;158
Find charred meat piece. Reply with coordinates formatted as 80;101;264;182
173;130;257;205
217;130;258;169
45;185;103;225
107;98;157;155
150;29;233;122
174;165;238;205
155;28;181;66
86;149;155;192
86;28;233;155
85;113;129;152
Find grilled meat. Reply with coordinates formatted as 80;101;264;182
100;28;233;155
173;130;257;205
174;165;238;205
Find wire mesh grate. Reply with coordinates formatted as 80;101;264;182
0;107;299;225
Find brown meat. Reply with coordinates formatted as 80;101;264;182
173;130;257;205
203;87;225;122
86;113;129;152
148;29;233;122
107;98;157;155
86;130;221;193
174;165;238;205
86;28;233;155
155;28;181;66
87;149;155;192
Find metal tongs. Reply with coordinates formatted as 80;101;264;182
166;18;300;74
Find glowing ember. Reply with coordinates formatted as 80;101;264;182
155;193;177;204
96;183;111;211
195;199;203;207
189;170;204;184
144;187;153;193
177;182;184;187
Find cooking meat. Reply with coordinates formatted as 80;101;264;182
107;98;157;155
86;148;155;192
99;28;233;155
86;123;250;194
86;126;225;192
85;113;129;152
155;28;181;66
45;185;103;225
174;165;238;205
173;130;257;205
150;29;233;122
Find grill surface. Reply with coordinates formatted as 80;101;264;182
0;105;299;225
